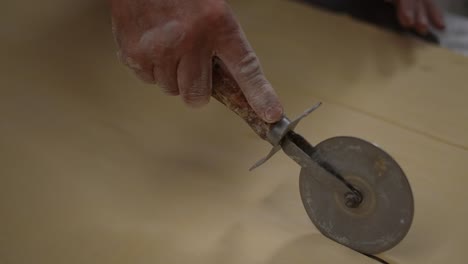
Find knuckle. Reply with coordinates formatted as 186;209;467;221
161;88;179;96
119;48;158;84
181;90;209;107
237;52;264;83
125;56;143;71
139;24;185;53
119;47;143;69
158;82;178;96
201;0;229;24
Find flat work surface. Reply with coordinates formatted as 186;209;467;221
1;1;468;263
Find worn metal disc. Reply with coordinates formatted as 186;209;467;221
299;136;414;254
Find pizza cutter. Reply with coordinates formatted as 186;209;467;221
211;60;414;255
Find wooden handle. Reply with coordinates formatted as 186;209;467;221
211;59;272;141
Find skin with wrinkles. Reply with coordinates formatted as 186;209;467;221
109;0;444;124
109;0;283;123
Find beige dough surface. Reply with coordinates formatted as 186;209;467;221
1;1;468;263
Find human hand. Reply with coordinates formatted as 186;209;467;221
393;0;445;34
109;0;283;123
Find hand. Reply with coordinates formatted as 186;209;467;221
393;0;445;34
109;0;283;123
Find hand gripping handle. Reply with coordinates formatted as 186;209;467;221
211;58;274;142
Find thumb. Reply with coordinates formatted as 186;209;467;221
216;27;283;123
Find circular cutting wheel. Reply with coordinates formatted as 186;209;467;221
299;136;414;254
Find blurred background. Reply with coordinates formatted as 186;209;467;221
2;1;468;264
299;0;468;55
4;0;468;57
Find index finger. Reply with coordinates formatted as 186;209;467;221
215;20;283;123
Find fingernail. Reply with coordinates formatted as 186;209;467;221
265;106;283;123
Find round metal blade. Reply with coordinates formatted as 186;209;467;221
299;136;414;254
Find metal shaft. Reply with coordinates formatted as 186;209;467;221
282;131;363;207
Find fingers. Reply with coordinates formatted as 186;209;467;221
216;28;283;123
111;0;283;118
396;0;415;27
415;0;429;34
118;40;180;95
152;57;180;96
424;0;445;30
177;50;213;107
138;26;183;96
395;0;445;34
119;50;156;84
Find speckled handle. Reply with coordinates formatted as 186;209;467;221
211;58;272;141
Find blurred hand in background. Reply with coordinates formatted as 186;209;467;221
393;0;445;34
